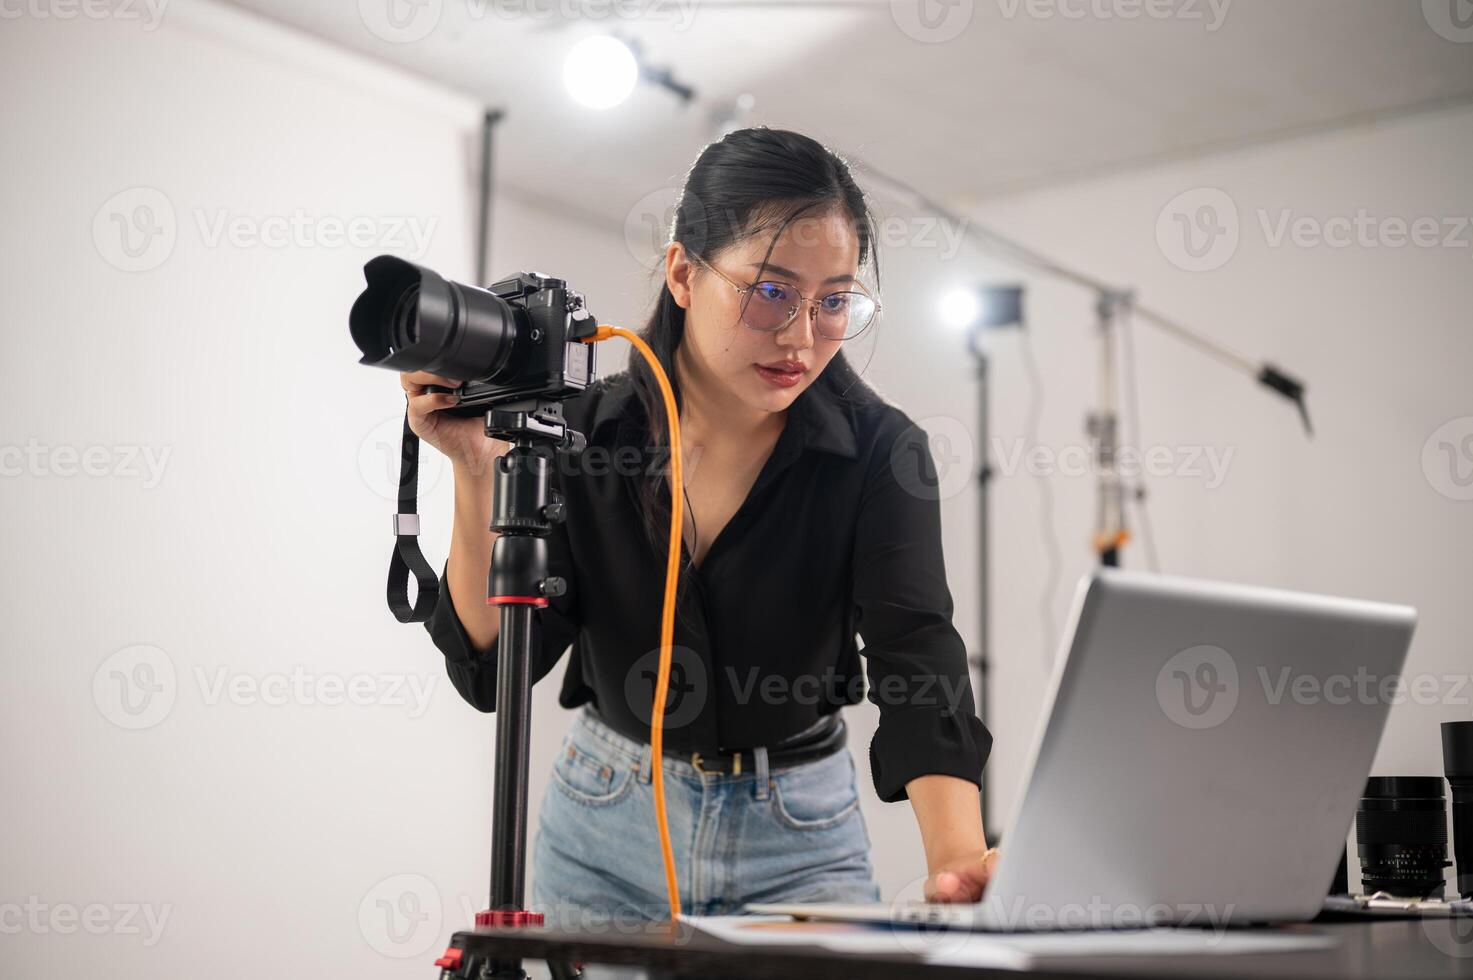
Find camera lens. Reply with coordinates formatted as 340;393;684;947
1443;721;1473;900
1356;775;1450;899
350;255;521;382
390;283;420;350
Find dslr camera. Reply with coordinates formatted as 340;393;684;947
349;254;599;413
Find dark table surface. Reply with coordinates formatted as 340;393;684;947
449;915;1473;980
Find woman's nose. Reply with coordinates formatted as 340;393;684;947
775;304;816;350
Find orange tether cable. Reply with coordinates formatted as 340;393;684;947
580;324;684;921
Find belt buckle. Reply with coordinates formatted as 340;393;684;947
691;751;742;775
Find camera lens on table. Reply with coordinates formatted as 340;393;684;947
1355;775;1451;899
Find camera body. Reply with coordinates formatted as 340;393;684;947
349;256;599;417
433;271;598;417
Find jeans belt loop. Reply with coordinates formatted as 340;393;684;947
755;746;770;800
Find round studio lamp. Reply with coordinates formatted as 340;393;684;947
564;35;638;109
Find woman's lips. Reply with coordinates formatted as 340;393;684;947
754;363;805;388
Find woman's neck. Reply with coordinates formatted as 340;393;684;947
673;342;785;446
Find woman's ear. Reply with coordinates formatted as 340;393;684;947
666;242;694;310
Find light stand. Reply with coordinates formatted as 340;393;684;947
874;162;1312;841
956;285;1025;832
1089;289;1133;567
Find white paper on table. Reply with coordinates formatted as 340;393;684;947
684;915;1339;972
682;914;1031;968
923;927;1341;969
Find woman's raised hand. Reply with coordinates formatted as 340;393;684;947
398;371;510;474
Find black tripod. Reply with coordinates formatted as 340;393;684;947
444;398;585;980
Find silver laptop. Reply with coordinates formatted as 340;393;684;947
748;569;1417;931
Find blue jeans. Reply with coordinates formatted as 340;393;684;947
531;706;881;923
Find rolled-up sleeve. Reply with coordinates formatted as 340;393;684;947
853;416;992;803
424;536;580;712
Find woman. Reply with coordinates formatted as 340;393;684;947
400;127;996;921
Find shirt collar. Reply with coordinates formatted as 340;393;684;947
587;373;857;460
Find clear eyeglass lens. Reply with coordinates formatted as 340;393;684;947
742;282;876;340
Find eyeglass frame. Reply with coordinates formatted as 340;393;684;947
690;254;881;341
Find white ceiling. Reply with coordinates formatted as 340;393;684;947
222;0;1473;228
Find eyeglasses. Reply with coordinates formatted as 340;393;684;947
693;256;880;341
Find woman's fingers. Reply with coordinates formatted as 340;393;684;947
406;390;461;423
399;371;464;394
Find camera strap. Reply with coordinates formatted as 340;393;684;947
388;411;440;623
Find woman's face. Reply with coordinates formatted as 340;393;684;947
666;208;863;417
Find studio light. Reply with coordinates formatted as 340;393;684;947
940;287;981;330
941;284;1024;332
564;35;639;109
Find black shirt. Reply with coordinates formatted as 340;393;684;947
424;370;991;803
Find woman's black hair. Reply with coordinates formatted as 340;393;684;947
627;126;884;558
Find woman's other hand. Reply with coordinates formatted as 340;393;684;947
923;847;1000;903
